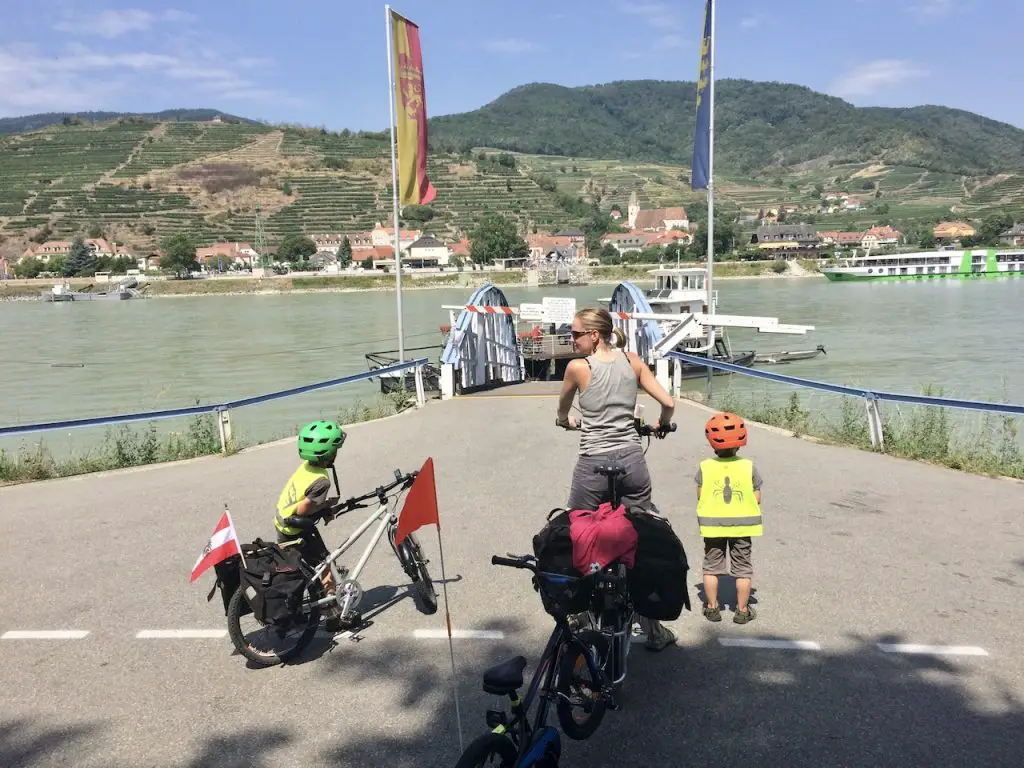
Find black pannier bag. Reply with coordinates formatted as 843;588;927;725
531;508;593;616
625;508;691;620
208;554;247;616
239;543;310;627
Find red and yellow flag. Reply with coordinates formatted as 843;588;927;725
390;10;437;206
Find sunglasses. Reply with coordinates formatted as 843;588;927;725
570;329;595;339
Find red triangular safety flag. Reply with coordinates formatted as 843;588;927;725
395;457;440;547
190;511;241;583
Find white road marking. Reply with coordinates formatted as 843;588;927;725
876;643;989;656
718;637;822;651
135;630;227;639
414;629;505;640
1;630;90;640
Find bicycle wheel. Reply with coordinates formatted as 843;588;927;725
454;732;517;768
394;532;438;615
555;630;608;740
226;578;323;667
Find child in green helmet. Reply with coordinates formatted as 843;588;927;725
274;420;347;629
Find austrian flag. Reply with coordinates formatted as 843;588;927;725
190;511;242;583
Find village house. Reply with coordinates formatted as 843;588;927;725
195;242;257;269
370;221;422;252
999;225;1024;246
749;224;821;257
933;221;975;241
448;238;471;262
406;235;449;267
861;225;902;250
844;197;861;211
626;191;689;232
0;255;12;278
19;238;117;263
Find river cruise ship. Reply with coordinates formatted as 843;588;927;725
821;248;1024;281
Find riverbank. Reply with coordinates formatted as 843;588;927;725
0;392;410;485
0;260;823;301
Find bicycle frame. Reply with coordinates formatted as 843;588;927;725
304;494;402;611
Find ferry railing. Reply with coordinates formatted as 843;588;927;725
0;359;430;453
666;351;1024;451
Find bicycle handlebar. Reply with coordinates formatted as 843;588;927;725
491;553;538;572
325;468;419;518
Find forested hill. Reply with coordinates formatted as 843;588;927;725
427;79;1024;176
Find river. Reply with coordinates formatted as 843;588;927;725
3;276;1022;456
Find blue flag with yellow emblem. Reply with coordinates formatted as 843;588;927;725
691;0;713;190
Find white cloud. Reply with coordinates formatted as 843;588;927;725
740;15;762;30
0;42;289;116
657;34;685;49
482;39;536;54
53;9;196;39
830;59;929;98
910;0;953;18
618;2;680;30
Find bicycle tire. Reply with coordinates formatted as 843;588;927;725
453;732;518;768
395;533;439;615
554;631;609;741
226;578;322;667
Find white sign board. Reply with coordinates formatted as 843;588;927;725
542;296;576;325
519;303;546;322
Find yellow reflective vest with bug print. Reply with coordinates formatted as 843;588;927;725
696;457;763;538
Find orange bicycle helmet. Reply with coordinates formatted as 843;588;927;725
705;411;747;450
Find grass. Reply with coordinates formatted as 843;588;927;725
706;387;1024;479
0;391;417;485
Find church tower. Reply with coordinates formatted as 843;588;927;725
627;190;640;229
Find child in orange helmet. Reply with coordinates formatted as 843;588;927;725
695;412;763;624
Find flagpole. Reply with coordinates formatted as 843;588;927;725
436;528;464;754
385;3;406;364
704;0;716;401
225;505;246;568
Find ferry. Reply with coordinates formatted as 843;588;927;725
820;248;1024;282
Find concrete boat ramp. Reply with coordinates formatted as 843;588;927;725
1;395;1022;767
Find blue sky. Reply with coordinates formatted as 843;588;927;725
2;0;1022;130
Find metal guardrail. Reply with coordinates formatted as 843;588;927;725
666;351;1024;450
0;359;430;450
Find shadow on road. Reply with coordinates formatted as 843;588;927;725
317;628;1022;768
0;719;101;768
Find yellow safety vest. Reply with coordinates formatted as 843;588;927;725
696;457;763;538
274;462;329;536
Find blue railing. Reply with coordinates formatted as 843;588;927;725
0;358;430;440
667;352;1024;415
666;351;1024;449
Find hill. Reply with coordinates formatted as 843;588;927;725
2;80;1024;258
428;80;1024;177
0;109;259;136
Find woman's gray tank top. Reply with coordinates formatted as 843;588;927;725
577;349;641;456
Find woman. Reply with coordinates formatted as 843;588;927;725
555;306;678;651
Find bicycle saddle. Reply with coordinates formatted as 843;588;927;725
482;655;528;695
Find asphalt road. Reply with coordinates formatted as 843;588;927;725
2;395;1022;767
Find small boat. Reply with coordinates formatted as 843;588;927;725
675;337;756;379
40;277;146;302
754;344;827;364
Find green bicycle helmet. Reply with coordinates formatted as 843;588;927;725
297;420;346;463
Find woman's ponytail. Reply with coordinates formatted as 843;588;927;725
611;327;627;349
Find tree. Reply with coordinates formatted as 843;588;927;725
336;236;353;267
64;238;97;277
159;233;199;278
87;223;104;239
402;205;435;224
277;233;317;263
14;256;44;279
468;214;528;265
